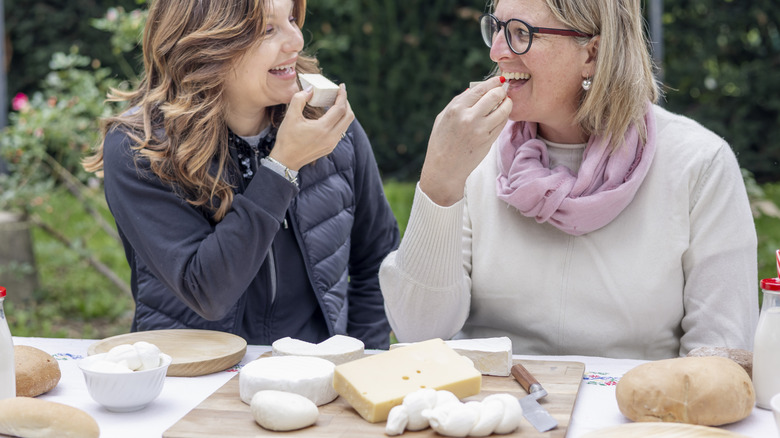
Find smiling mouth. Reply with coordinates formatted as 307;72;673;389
269;63;296;76
501;71;531;82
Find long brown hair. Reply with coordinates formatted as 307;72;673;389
83;0;323;221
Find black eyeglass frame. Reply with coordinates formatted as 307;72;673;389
480;13;593;55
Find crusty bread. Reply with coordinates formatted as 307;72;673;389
0;397;100;438
616;356;755;426
14;345;61;397
686;346;753;378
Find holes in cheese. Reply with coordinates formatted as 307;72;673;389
390;337;513;376
333;338;482;423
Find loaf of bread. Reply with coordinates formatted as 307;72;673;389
686;346;753;378
14;345;61;397
0;397;100;438
616;356;755;426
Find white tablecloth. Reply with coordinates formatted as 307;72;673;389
10;337;778;438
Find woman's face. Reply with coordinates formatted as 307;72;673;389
491;0;593;143
223;0;303;133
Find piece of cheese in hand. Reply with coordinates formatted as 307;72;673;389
299;73;339;107
391;337;513;376
239;356;337;406
272;335;364;365
333;338;481;423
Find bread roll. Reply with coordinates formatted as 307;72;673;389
616;356;755;426
14;345;61;397
0;397;100;438
686;346;753;378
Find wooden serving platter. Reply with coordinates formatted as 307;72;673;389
88;329;247;377
581;422;748;437
164;359;585;437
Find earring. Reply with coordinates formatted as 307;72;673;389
582;77;592;91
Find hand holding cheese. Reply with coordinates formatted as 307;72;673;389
616;356;755;426
298;73;340;107
271;74;354;172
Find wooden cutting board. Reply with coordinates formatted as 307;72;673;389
88;329;247;377
581;422;748;437
163;358;585;437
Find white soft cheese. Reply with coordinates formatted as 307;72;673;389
385;404;409;436
105;344;142;370
133;341;162;370
239;356;337;406
272;335;364;365
391;337;513;376
89;342;163;372
251;390;319;432
298;73;339;107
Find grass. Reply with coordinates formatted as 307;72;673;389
4;180;779;338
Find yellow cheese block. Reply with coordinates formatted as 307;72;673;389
332;338;482;423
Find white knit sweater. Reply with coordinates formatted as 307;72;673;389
379;105;759;360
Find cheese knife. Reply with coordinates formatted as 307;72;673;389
511;363;558;432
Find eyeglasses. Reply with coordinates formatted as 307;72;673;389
479;13;592;55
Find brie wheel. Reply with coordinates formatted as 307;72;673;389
239;356;337;406
272;335;364;365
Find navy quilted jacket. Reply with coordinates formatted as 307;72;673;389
102;120;399;348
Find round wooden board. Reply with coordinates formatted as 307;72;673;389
88;329;247;377
581;422;748;437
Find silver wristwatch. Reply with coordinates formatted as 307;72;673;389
260;156;299;187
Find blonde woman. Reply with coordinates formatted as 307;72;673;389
379;0;758;359
83;0;399;348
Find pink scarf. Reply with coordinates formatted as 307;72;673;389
495;105;656;235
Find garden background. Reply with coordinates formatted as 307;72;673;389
1;0;779;338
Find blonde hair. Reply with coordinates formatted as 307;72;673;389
490;0;660;148
83;0;323;221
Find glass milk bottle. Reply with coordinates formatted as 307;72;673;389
753;278;780;409
0;286;15;400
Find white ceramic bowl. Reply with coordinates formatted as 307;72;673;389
771;392;780;436
78;352;172;412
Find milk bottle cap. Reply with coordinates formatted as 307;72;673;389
0;287;5;298
760;278;780;291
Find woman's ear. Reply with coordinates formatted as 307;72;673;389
583;35;600;77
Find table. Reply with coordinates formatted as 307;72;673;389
10;336;778;438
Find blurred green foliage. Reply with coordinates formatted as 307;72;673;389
1;0;779;337
661;0;780;183
4;0;779;181
304;1;491;180
4;0;142;99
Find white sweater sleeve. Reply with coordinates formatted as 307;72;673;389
379;183;472;342
679;141;759;355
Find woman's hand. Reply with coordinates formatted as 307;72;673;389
271;84;355;171
419;77;512;206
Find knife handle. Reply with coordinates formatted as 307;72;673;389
511;363;542;394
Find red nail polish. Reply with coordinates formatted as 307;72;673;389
499;76;506;83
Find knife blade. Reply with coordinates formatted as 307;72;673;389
511;363;558;432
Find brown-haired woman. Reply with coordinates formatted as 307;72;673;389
379;0;758;359
83;0;399;348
